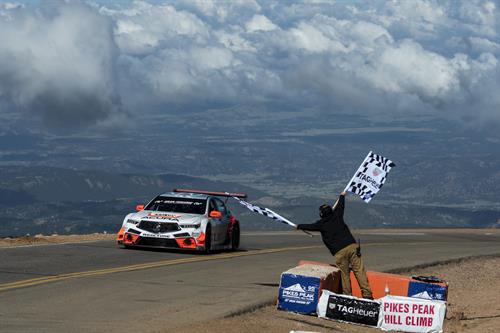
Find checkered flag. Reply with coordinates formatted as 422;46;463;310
230;196;297;228
345;151;396;203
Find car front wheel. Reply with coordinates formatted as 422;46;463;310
204;224;212;254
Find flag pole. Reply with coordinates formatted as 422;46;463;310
343;150;372;193
301;230;313;237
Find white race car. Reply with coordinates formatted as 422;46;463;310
116;189;244;252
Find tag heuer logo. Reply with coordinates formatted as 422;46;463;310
372;168;382;177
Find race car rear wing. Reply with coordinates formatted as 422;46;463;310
173;188;248;199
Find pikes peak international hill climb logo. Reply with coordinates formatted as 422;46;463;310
278;276;321;314
284;283;306;292
282;283;316;302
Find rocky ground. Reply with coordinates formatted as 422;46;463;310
180;256;500;333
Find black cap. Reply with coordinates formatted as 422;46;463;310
319;204;332;218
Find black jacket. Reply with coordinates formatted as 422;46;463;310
297;194;356;256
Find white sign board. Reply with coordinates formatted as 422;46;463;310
317;290;382;327
380;295;446;333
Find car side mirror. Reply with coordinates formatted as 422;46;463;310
136;204;145;211
209;210;222;218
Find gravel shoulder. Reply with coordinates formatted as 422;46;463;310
2;228;498;248
179;255;500;333
0;233;114;247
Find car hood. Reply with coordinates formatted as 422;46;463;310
128;210;205;225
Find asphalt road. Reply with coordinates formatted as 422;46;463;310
1;230;499;332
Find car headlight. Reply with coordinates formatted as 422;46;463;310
192;231;201;238
126;219;140;225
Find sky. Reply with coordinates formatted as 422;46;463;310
0;0;499;133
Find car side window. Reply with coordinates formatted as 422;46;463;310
208;199;217;213
214;198;227;215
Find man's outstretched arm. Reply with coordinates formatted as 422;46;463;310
296;220;322;231
332;192;346;219
332;191;346;208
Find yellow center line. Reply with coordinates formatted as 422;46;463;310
0;245;322;292
0;241;443;293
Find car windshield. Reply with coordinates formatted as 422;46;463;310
145;197;207;215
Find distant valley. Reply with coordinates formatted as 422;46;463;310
1;114;499;236
0;165;498;237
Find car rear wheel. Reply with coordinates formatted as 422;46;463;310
231;222;240;251
204;224;212;254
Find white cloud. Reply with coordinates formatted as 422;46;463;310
0;0;499;130
366;40;459;99
190;47;235;70
458;1;497;36
468;37;500;53
108;2;208;56
246;14;278;32
0;3;119;128
0;2;24;10
216;30;257;52
290;22;335;53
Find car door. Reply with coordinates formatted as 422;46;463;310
208;198;224;244
214;198;231;245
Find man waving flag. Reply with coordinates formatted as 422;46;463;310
344;151;396;203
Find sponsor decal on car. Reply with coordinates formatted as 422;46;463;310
140;232;175;238
143;213;182;221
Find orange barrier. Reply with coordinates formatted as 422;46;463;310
350;271;448;301
351;271;410;299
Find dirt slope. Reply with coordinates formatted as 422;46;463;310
179;256;500;333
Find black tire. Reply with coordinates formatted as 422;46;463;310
231;222;240;251
204;224;212;254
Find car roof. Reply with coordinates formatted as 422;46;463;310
158;192;210;200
